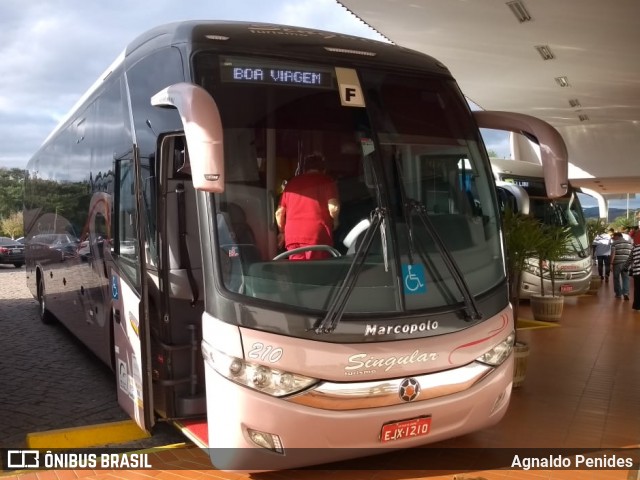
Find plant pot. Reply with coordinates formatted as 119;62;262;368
588;275;601;294
512;341;529;388
530;294;564;322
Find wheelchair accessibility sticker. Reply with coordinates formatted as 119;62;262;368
111;275;119;300
402;264;426;294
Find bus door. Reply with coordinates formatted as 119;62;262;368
111;155;154;431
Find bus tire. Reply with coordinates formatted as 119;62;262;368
37;274;55;324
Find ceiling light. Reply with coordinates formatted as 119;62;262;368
324;47;376;56
534;45;555;60
578;114;590;122
555;76;570;87
506;1;532;23
568;99;581;108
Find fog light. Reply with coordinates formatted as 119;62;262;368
247;428;284;454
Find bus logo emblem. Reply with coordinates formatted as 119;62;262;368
399;378;420;402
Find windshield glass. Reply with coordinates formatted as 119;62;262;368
515;178;589;255
529;193;589;254
497;174;589;256
193;53;504;315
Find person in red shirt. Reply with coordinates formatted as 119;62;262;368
275;152;340;260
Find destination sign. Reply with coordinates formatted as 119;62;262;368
220;57;334;88
501;175;547;196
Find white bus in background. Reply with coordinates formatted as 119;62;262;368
491;158;592;298
25;21;570;471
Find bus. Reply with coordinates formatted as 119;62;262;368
24;21;568;470
491;158;592;298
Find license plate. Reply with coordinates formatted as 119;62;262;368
380;416;432;443
560;285;573;293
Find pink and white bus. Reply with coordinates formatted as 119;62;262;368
24;21;568;470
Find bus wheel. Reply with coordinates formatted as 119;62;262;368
38;275;55;324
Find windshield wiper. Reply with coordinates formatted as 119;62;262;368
406;199;483;322
312;208;387;334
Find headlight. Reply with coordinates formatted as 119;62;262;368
524;261;540;276
476;331;515;366
202;342;318;397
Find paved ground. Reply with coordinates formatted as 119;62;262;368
0;265;183;449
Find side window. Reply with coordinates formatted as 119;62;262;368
127;47;185;155
116;159;140;289
127;47;185;268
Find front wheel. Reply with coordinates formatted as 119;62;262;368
37;275;55;324
13;262;24;268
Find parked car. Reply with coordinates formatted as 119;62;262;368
0;236;25;268
27;233;79;262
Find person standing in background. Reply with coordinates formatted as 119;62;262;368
623;234;640;311
592;229;612;281
610;232;633;300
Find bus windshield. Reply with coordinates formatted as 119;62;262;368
503;175;589;256
193;53;503;317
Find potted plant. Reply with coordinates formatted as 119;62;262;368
502;209;545;322
502;208;546;387
529;224;573;322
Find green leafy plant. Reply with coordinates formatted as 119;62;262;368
586;218;607;247
502;208;545;321
534;224;574;297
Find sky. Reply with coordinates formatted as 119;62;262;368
0;0;388;170
0;0;518;173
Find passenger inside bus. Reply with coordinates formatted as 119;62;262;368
274;152;340;260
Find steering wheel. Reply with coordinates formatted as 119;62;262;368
273;245;342;260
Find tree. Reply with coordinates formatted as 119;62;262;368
0;168;26;219
610;215;634;230
0;211;23;239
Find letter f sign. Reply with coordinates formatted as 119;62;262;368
340;84;365;107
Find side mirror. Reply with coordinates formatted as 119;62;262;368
474;111;568;198
151;83;225;193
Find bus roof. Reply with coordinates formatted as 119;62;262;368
32;20;453;162
125;21;450;74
